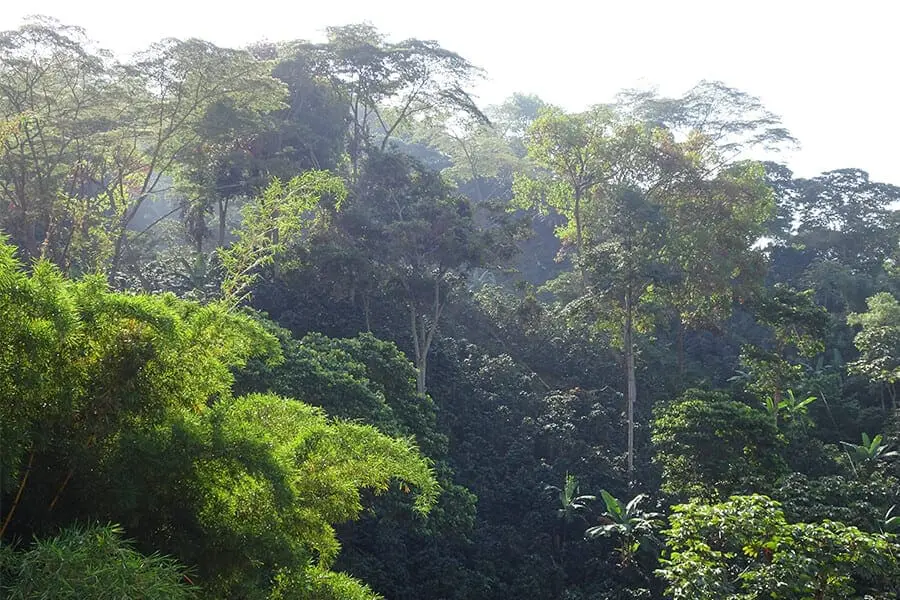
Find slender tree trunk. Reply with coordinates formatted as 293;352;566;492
217;197;228;247
195;224;204;255
409;278;445;396
416;356;427;396
574;188;583;258
772;386;782;428
48;468;75;511
625;288;637;477
0;449;34;538
111;225;127;273
772;359;783;423
574;188;588;291
410;305;427;396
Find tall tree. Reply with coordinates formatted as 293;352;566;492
521;87;782;476
0;18;285;274
847;292;900;409
333;151;513;394
617;79;797;162
0;18;113;263
303;24;486;177
513;105;617;265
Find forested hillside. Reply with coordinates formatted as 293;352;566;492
1;17;899;599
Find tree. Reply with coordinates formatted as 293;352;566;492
400;111;524;202
173;43;349;252
0;18;114;263
658;494;900;600
513;105;617;264
333;151;511;394
617;80;797;161
303;24;486;177
793;170;900;277
651;389;786;499
765;167;900;314
0;237;438;599
108;37;285;272
0;18;285;274
526;105;774;476
516;84;788;476
847;292;900;408
737;285;829;412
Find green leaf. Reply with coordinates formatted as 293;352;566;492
601;489;625;520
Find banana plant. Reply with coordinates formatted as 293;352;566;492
765;389;817;426
840;433;899;476
584;490;663;565
547;473;596;522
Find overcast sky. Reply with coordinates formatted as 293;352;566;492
3;1;897;183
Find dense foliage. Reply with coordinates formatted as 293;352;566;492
2;16;900;599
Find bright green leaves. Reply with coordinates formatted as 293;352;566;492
658;495;900;600
840;432;899;476
236;326;447;457
269;563;382;600
191;393;437;589
763;389;817;427
1;524;196;599
0;236;439;599
847;292;900;391
547;473;596;522
0;240;277;496
218;171;346;308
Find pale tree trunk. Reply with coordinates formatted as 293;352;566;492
411;305;428;396
574;188;583;259
574;188;585;286
625;287;637;477
417;355;427;396
217;197;229;247
409;277;446;396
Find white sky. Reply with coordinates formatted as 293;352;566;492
3;0;898;183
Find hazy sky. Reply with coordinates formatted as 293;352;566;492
3;1;897;183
